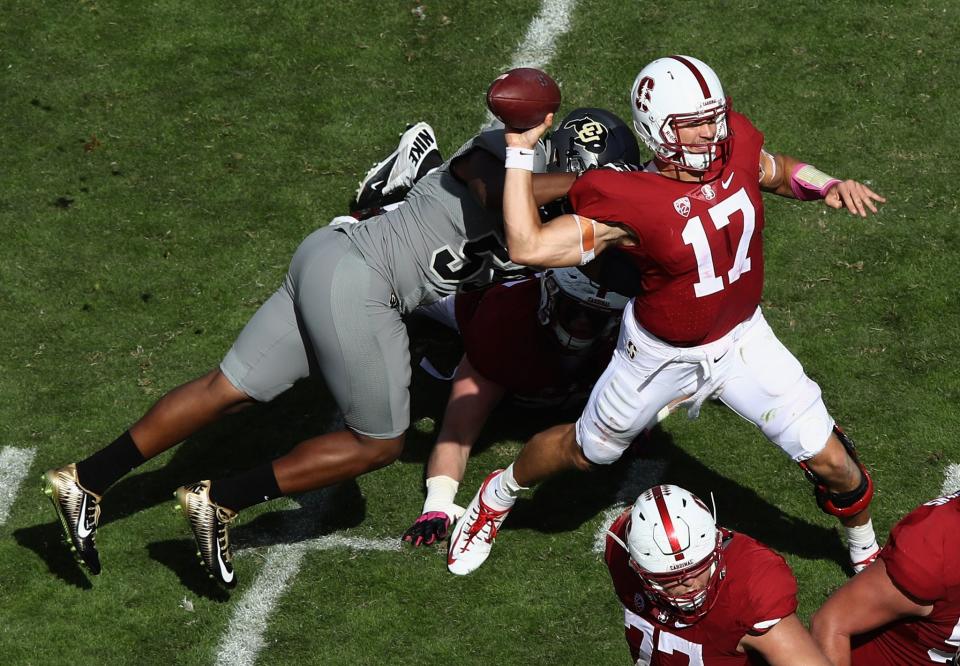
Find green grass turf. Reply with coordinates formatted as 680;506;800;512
2;1;959;664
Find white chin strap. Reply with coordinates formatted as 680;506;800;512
681;148;712;172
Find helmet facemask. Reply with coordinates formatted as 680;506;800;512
628;531;725;623
537;268;628;353
655;100;732;179
619;484;727;624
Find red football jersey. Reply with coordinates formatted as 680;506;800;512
569;111;766;346
604;511;798;665
851;491;960;665
454;278;614;407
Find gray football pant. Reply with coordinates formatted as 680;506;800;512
221;226;410;438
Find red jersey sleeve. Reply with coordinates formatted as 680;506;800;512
568;170;647;234
879;502;951;603
730;535;799;636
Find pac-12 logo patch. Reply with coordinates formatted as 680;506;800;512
561;115;609;154
673;196;691;217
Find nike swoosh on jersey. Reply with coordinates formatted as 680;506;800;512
76;494;92;538
721;172;735;189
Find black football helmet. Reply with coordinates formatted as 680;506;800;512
547;107;641;174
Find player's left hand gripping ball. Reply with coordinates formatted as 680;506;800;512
486;67;561;130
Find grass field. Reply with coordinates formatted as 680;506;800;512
2;1;960;664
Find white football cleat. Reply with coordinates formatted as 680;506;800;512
447;470;511;576
352;122;442;211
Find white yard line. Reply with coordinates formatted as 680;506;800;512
0;446;36;525
508;0;577;70
941;462;960;496
483;0;579;127
215;537;399;666
215;544;306;666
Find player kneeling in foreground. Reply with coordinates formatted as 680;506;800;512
810;490;960;665
448;55;887;577
606;484;830;665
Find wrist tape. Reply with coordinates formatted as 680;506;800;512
790;163;840;200
504;147;536;171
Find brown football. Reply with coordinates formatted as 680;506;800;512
486;67;561;129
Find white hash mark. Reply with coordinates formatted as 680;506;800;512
0;446;37;525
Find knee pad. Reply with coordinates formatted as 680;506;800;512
798;425;874;518
576;418;624;466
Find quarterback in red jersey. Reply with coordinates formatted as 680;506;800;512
811;490;960;665
605;484;830;665
449;55;887;576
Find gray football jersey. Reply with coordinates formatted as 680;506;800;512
341;129;546;314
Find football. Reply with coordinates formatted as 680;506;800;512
486;67;561;129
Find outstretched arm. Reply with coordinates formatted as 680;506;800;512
402;355;505;547
501;114;633;267
424;355;506;483
739;614;831;666
809;558;933;666
759;148;886;217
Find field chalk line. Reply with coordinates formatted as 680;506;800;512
0;446;37;526
215;537;399;666
483;0;578;127
941;462;960;496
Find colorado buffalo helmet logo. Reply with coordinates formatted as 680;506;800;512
561;115;610;154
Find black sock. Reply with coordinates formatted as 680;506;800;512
76;430;147;496
209;463;283;512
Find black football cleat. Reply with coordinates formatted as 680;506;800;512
174;480;238;588
42;464;103;574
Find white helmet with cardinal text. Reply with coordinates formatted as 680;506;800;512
630;55;732;177
537;267;629;352
624;485;725;623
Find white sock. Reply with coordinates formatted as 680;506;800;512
845;519;879;560
481;464;527;511
422;475;459;515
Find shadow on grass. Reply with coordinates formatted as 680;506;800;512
145;480;367;600
146;538;231;602
12;522;94;589
507;425;846;563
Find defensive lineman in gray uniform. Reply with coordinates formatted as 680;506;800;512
42;126;576;587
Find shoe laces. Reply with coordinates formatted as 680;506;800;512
83;497;101;534
465;500;507;544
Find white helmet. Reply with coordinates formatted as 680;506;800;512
624;485;725;623
537;267;629;352
630;55;732;176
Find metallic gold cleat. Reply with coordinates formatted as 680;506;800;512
174;481;238;588
42;464;103;575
